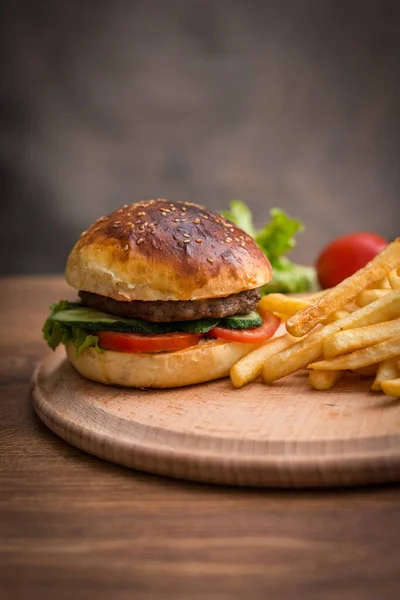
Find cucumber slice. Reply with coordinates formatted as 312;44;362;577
177;318;220;333
219;311;262;330
50;307;172;334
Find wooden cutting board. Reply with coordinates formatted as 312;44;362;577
31;347;400;488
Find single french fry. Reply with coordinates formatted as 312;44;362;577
375;276;391;289
352;364;378;377
230;333;298;388
308;369;344;390
381;378;400;397
286;239;400;337
355;289;391;307
263;291;400;383
371;357;400;391
388;267;400;290
309;337;400;371
323;310;350;324
258;294;311;317
323;318;400;359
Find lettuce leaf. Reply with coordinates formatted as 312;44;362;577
42;301;103;355
221;201;316;294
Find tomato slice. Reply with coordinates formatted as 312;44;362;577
96;331;203;353
209;311;280;343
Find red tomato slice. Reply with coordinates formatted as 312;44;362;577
316;233;387;289
96;331;203;353
209;311;280;343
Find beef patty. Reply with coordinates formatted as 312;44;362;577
79;289;260;322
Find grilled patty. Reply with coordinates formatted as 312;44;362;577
79;289;260;322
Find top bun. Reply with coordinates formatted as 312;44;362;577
66;199;272;301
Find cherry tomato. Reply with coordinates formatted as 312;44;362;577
209;311;280;343
316;233;387;289
96;331;203;353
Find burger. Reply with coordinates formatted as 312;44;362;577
43;199;280;388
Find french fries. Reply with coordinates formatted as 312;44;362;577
286;239;400;336
388;267;400;290
263;291;400;383
309;337;400;371
355;289;391;307
230;333;298;388
308;369;343;391
371;357;400;392
322;318;400;359
258;294;311;318
230;238;400;399
381;378;400;397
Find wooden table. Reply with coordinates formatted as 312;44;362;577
1;277;400;600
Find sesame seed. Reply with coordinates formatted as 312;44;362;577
137;238;144;245
138;211;145;216
171;207;176;211
126;213;131;217
180;218;187;221
193;218;200;225
181;207;187;211
114;220;121;224
225;237;232;242
117;209;123;213
161;212;167;216
241;241;246;247
183;233;190;238
234;237;240;242
112;223;119;228
195;238;203;243
160;208;171;213
123;204;128;208
183;239;190;244
130;223;135;229
201;214;209;219
207;257;214;263
123;244;129;251
80;230;87;237
174;218;181;222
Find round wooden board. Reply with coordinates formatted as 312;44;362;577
31;347;400;488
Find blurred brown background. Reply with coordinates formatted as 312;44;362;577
1;0;399;275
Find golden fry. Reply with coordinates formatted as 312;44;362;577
309;337;400;371
388;267;400;290
322;318;400;359
230;333;297;388
258;294;311;317
286;239;400;337
263;291;400;383
375;276;391;289
308;369;344;391
371;357;400;392
355;289;391;307
381;378;400;397
322;310;350;324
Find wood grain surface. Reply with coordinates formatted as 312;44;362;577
32;345;400;488
2;277;400;599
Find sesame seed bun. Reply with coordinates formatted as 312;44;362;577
66;199;272;302
66;338;261;388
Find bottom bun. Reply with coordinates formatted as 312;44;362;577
66;339;260;388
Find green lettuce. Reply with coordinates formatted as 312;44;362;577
221;201;316;294
42;301;103;355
